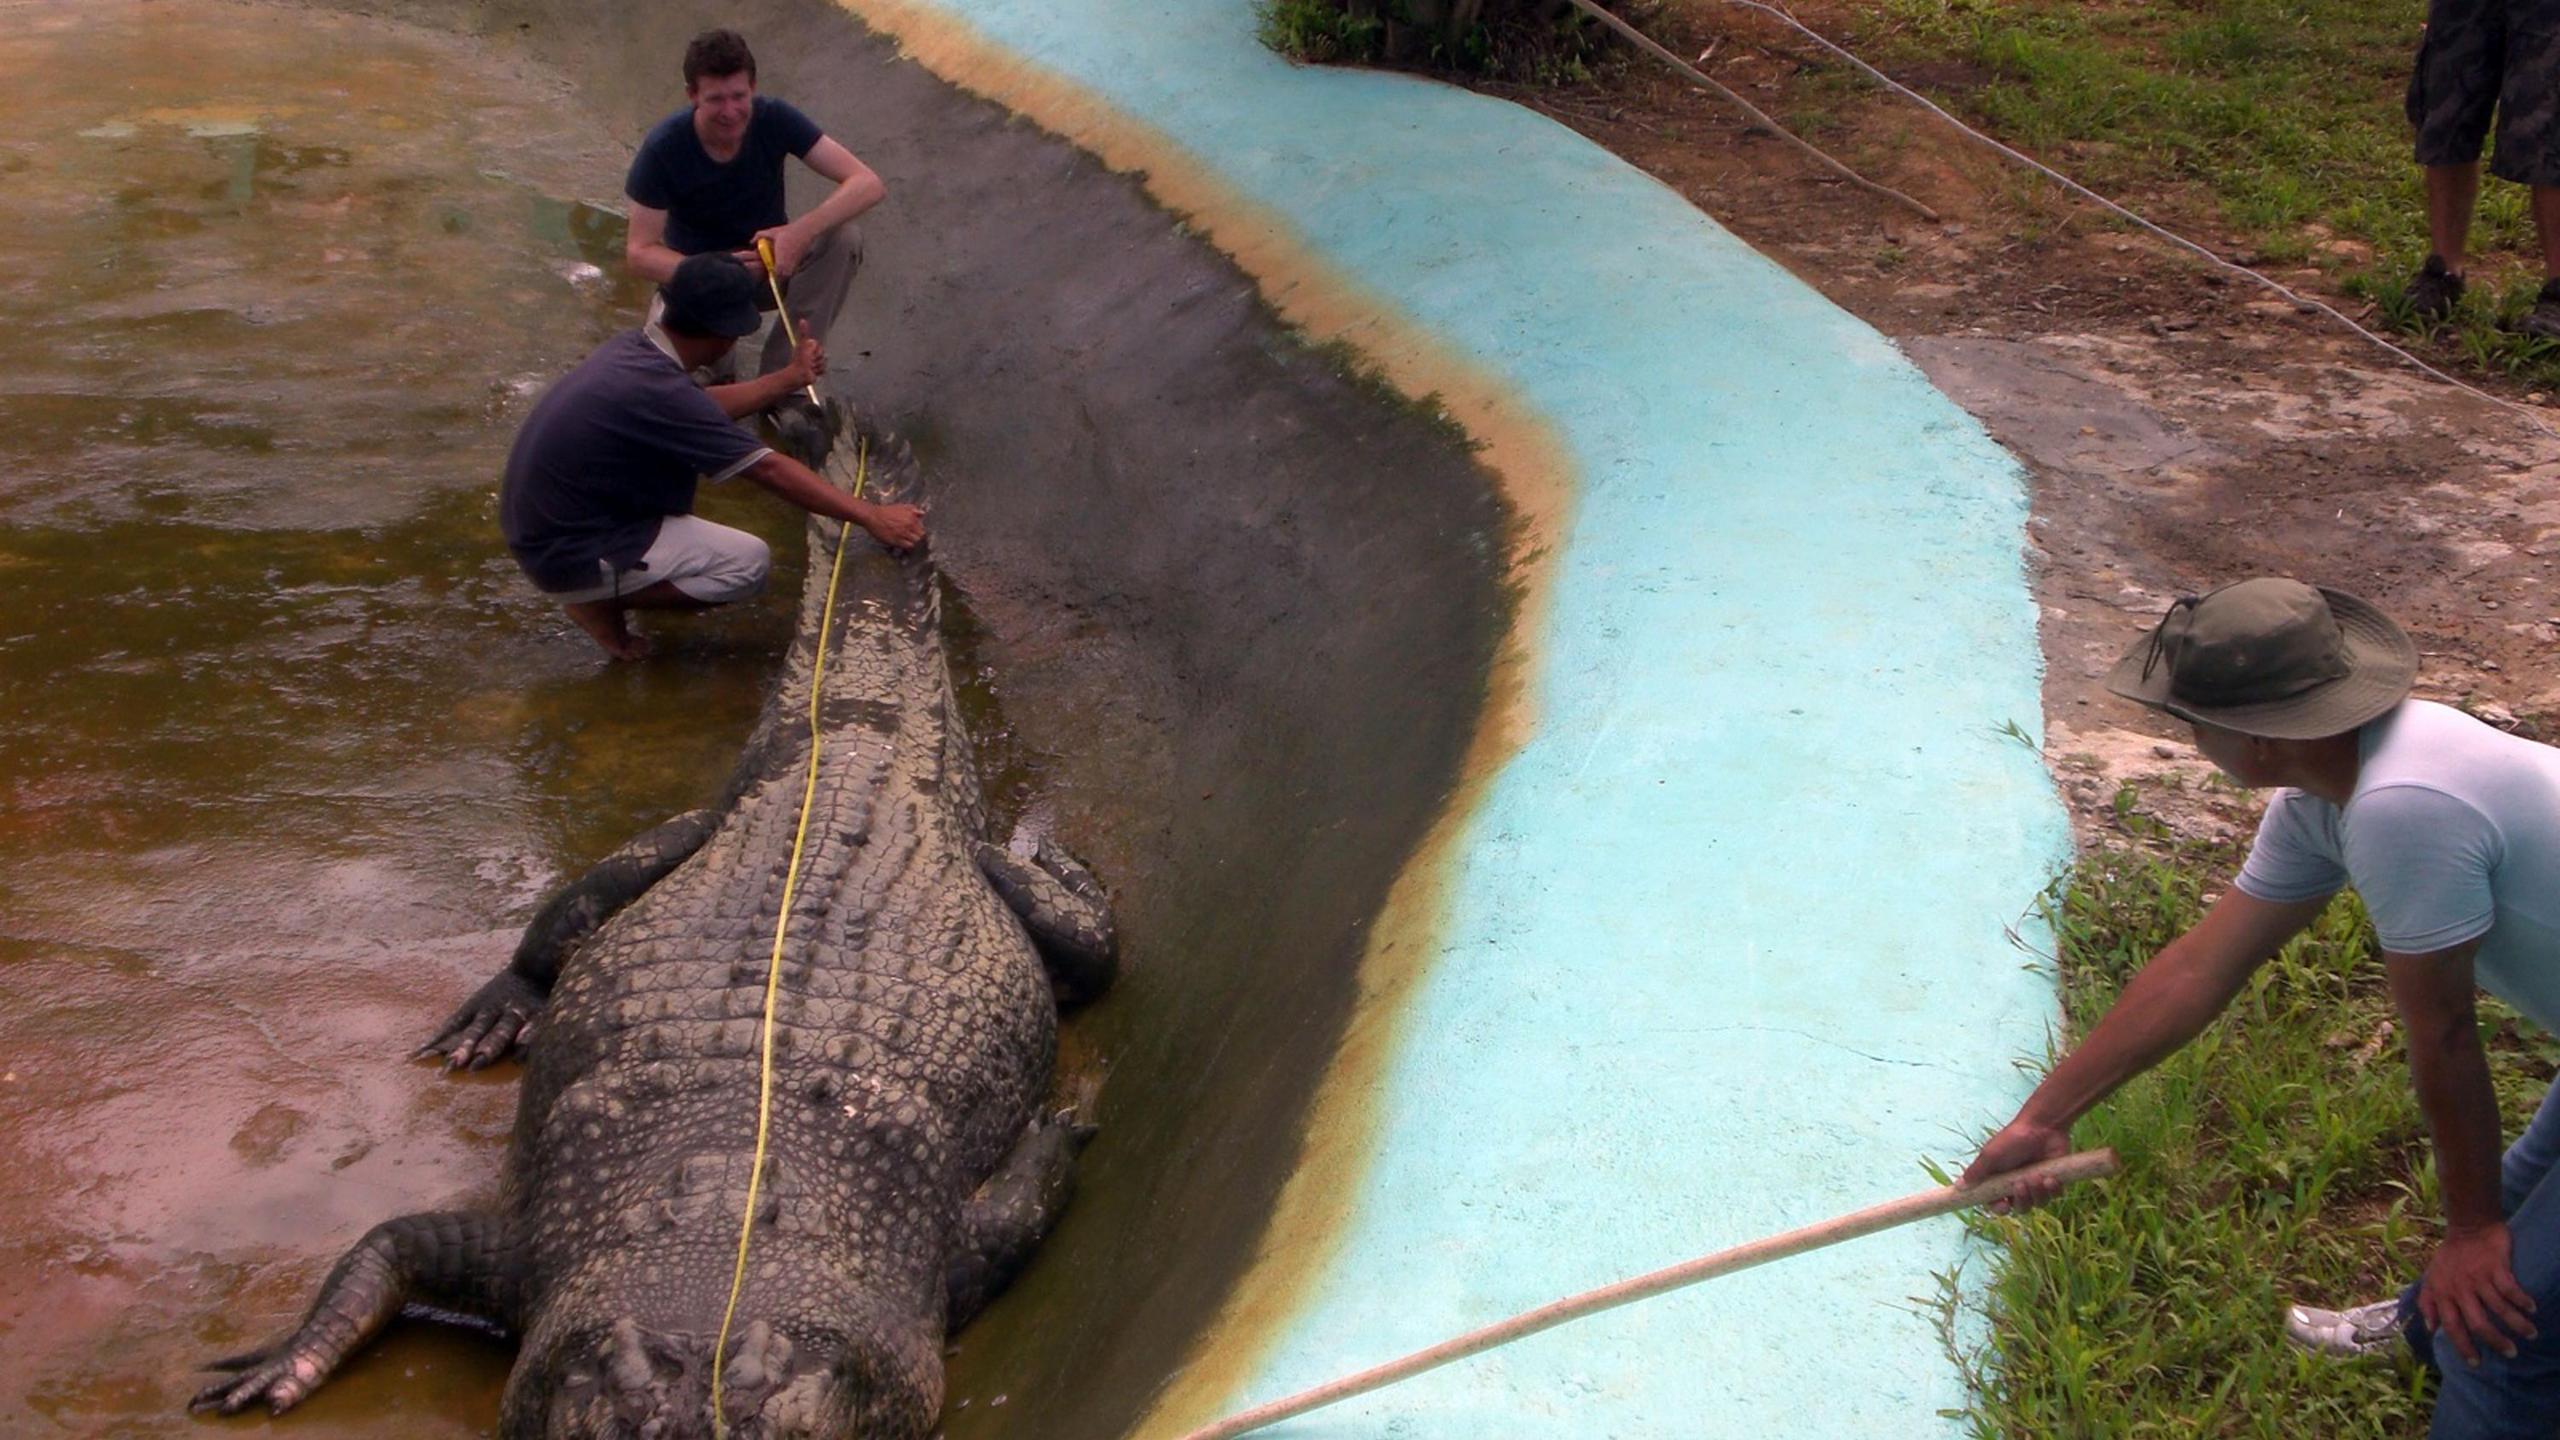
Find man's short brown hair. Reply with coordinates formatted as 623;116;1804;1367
683;29;756;88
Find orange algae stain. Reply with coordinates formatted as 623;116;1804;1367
828;1;1570;1430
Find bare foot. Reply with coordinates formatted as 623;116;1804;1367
562;601;652;661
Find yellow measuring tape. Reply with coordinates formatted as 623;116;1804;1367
754;236;824;407
709;437;867;1436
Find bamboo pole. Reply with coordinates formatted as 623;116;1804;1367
1177;1148;2118;1440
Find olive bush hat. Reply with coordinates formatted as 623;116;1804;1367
2104;577;2417;740
657;253;763;339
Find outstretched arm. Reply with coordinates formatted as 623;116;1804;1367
756;136;884;279
740;449;926;551
1964;887;2331;1204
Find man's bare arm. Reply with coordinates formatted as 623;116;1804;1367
1963;887;2332;1201
704;333;823;419
757;137;885;278
2390;939;2538;1364
738;451;926;551
624;202;685;285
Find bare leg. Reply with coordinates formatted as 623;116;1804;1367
2427;161;2481;272
561;580;714;661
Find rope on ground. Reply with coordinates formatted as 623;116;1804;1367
708;438;870;1439
1556;0;1939;223
1706;0;2559;441
1174;1149;2120;1440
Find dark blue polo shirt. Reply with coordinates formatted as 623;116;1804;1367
624;98;825;256
499;330;769;593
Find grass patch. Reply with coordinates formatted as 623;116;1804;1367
1259;0;1389;64
1957;844;2557;1436
1836;0;2560;387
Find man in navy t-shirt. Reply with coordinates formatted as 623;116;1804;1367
501;254;924;661
623;28;884;390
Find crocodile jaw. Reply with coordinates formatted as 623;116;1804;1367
505;1309;942;1440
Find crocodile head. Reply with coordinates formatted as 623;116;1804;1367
507;1312;944;1439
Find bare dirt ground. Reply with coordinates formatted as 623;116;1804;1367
1466;1;2560;849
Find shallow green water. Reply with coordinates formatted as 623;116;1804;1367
0;3;828;1430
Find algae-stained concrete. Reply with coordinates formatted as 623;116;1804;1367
816;4;2067;1438
343;0;1518;1435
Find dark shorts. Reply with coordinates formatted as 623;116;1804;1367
2407;0;2560;186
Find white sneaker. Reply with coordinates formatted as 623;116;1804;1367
2285;1298;2407;1360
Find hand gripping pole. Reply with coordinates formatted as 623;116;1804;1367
754;235;823;406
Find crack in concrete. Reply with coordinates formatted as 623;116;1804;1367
1683;1022;1951;1072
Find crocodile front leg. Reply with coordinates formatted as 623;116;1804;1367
974;836;1117;1005
944;1111;1096;1331
417;807;720;1069
191;1210;523;1417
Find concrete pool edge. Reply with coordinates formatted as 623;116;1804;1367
827;4;2071;1435
831;1;1581;1424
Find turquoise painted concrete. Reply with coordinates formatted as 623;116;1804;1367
878;2;2070;1432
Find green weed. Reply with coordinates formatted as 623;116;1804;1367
1256;0;1386;64
1957;849;2554;1436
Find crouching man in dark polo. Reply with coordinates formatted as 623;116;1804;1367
500;253;924;661
1963;578;2560;1439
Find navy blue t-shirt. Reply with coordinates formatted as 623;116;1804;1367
500;331;768;593
624;98;825;256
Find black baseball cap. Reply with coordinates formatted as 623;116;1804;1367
658;253;763;339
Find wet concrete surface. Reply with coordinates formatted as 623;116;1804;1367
9;0;1511;1433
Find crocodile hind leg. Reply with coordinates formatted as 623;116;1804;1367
191;1210;523;1416
944;1111;1097;1331
417;807;720;1069
974;835;1118;1004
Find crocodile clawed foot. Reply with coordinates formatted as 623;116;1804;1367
414;970;546;1071
1053;1070;1105;1145
189;1344;322;1416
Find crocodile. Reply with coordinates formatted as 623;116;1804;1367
192;434;1117;1438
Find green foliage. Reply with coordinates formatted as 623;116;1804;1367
1958;850;2556;1436
1258;0;1389;63
1255;0;1611;82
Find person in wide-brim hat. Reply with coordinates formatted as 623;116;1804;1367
1961;576;2560;1430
